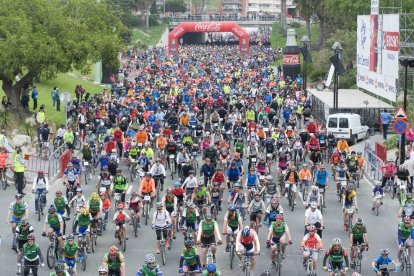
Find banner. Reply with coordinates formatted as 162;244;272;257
356;14;399;102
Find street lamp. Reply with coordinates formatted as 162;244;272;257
330;41;345;110
398;56;414;164
300;35;311;90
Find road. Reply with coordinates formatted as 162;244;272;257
0;137;403;276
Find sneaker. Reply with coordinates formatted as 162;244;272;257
173;234;176;239
372;207;374;211
282;253;286;259
225;245;230;252
16;266;21;275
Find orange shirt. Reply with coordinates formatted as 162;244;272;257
102;198;111;210
288;172;295;183
135;131;148;144
139;178;155;194
299;169;312;181
357;156;365;167
156;137;167;149
256;130;265;139
180;116;190;126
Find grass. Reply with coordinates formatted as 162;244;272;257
131;22;168;48
0;73;107;126
270;21;320;65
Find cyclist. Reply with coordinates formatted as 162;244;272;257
138;172;156;200
372;249;399;275
75;207;92;253
342;184;358;231
62;234;78;275
236;226;260;273
199;158;216;186
87;192;103;235
356;152;365;179
127;192;142;229
68;187;86;216
304;201;324;237
53;190;69;217
63;163;80;199
15;219;34;272
210;181;222;213
192;183;211;218
345;151;359;177
322;238;349;276
222;204;243;252
398;193;414;219
8;194;28;241
283;166;299;205
102;246;125;276
336;137;350;158
32;170;49;214
50;263;69;276
196;214;222;266
81;143;94;179
305;186;321;208
264;198;284;225
229;183;248;220
113;168;128;203
335;161;350;196
162;188;177;238
112;203;131;241
397;216;414;261
203;263;221;276
350;218;369;268
299;164;312;199
17;233;44;276
381;159;396;188
212;167;226;190
266;214;292;265
300;225;323;271
248;192;266;231
179;239;202;275
313;164;328;207
152;202;171;253
136;254;162;276
150;159;166;192
181;202;200;239
182;170;198;196
371;181;384;210
42;205;64;253
97;165;112;194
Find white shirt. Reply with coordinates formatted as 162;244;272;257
150;164;166;177
152;209;171;228
32;176;49;191
304;208;322;225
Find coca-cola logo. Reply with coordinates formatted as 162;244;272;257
194;23;222;32
384;32;399;51
283;54;300;65
231;26;244;37
172;26;185;39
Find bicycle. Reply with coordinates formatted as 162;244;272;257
319;187;326;212
46;232;60;269
35;190;47;221
286;182;296;211
131;211;140;238
201;242;216;265
210;201;220;221
302;248;322;276
400;243;411;276
270;241;283;276
398;180;408;206
0;166;9;190
351;172;361;189
225;232;237;269
21;262;41;276
168;154;176;178
373;191;383;216
83;160;94;185
344;206;356;233
351;243;367;273
241;251;259;276
129;158;138;182
115;222;127;252
142;194;152;226
77;233;88;271
90;218;98;253
155;225;171;265
337;180;347;202
102;209;108;231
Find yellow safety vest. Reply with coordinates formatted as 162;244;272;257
297;106;304;115
13;154;25;172
37;112;45;124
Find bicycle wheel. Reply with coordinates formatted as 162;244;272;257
1;178;6;190
301;185;306;202
81;249;87;271
290;192;295;212
161;242;166;265
276;252;282;276
347;215;352;233
391;186;396;199
74;138;81;150
122;235;126;252
356;253;362;273
229;243;235;269
38;200;42;222
133;217;138;238
47;245;56;269
145;204;149;225
375;203;379;216
84;167;89;185
22;177;26;189
406;262;411;276
130;165;135;182
53;146;62;159
91;233;95;253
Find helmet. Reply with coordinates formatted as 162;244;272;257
407;193;413;199
91;192;99;201
55;190;62;195
275;214;284;221
15;193;23;199
241;226;251;237
80;207;89;216
356;218;364;225
48;206;56;214
109;245;118;254
38;170;44;175
380;248;389;255
307;225;316;232
67;162;73;167
117;203;124;209
311;186;318;192
184;239;194;247
116;168;122;173
76;187;82;193
98;266;108;272
266;175;273;181
347;184;355;190
228;204;236;211
206;263;217;273
205;214;212;221
375;181;382;187
357;152;362;155
145;253;156;264
54;263;65;273
404;216;411;223
310;201;318;208
131;192;137;197
332;238;342;245
166;188;172;193
27;233;35;240
174;181;181;187
66;234;75;241
254;192;261;197
156;202;163;209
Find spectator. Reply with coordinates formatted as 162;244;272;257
21;90;30;111
13;147;26;195
380;110;393;140
36;106;46;125
51;86;58;109
31;86;38;110
406;123;414;146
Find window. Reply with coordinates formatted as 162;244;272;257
328;118;337;128
339;118;349;128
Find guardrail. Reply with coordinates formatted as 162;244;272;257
363;147;384;183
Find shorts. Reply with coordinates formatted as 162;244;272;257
239;243;254;252
271;236;281;244
183;221;198;231
64;257;76;268
57;209;65;216
352;237;364;245
77;225;90;235
155;228;168;240
11;216;22;224
399;237;411;246
183;262;199;271
316;183;326;190
201;235;216;246
285;183;297;193
328;261;344;272
17;239;27;251
249;210;263;222
227;225;239;234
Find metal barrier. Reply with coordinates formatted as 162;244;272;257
364;147;384;182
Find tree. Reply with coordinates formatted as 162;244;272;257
165;0;187;13
0;0;126;109
294;0;313;42
280;0;287;36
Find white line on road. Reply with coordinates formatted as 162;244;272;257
126;185;133;195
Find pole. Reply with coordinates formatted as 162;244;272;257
304;42;308;90
400;64;408;164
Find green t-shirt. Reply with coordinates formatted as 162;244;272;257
104;252;122;270
185;209;196;224
181;247;197;266
50;272;70;276
23;242;40;260
203;271;219;276
63;242;78;258
399;222;413;239
88;198;101;212
54;197;67;211
139;264;160;276
113;175;128;190
201;220;215;237
47;214;61;228
351;224;366;240
328;248;345;264
235;142;244;153
76;213;92;227
228;212;239;228
11;202;27;217
271;221;286;237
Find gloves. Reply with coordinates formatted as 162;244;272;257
151;224;155;230
373;267;378;272
323;267;327;271
42;232;47;237
178;268;184;274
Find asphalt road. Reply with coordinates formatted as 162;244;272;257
0;138;403;276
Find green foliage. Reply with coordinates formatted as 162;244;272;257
20;123;36;138
0;111;14;130
271;21;320;49
123;13;144;28
384;135;398;150
290;22;302;28
149;14;160;26
150;1;159;14
165;0;187;13
130;22;168;48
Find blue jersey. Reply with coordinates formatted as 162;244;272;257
373;186;384;195
374;256;393;267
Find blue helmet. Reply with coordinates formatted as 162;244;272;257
206;263;216;273
174;181;181;187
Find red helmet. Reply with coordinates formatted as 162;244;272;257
307;225;316;232
275;214;284;221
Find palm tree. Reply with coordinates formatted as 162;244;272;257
294;0;313;42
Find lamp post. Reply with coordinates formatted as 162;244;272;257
300;35;310;90
331;42;343;110
398;56;414;164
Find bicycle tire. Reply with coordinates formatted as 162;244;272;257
230;243;235;269
133;217;138;238
47;244;55;269
1;178;6;190
122;235;126;252
91;233;95;253
81;249;87;271
53;147;62;159
407;262;411;276
277;252;282;276
161;243;166;265
74;138;81;150
347;215;352;233
145;204;149;226
301;185;306;202
391;186;396;199
84;167;89;185
38;200;42;222
376;204;379;216
356;253;362;273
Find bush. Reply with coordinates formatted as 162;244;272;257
289;22;302;28
384;135;398;150
123;14;142;28
149;14;160;26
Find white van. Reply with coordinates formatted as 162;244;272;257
326;113;369;145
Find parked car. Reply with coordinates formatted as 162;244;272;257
327;113;369;145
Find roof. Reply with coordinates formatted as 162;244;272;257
308;89;394;109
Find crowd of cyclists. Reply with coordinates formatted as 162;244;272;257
4;41;411;276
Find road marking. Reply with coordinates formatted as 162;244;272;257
126;185;133;195
298;191;305;205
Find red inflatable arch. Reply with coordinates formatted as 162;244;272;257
168;21;250;55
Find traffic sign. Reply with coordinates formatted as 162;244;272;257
392;119;408;134
394;107;408;119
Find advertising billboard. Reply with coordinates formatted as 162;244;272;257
356;14;399;102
